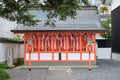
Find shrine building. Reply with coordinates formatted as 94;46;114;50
11;7;106;69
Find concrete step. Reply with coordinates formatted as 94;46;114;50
24;62;96;66
14;65;98;70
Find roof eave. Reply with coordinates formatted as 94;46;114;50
11;30;107;33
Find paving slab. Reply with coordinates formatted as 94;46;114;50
6;60;120;80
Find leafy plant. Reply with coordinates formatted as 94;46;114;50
0;69;10;80
101;18;111;39
0;64;9;69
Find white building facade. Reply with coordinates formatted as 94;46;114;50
0;18;24;64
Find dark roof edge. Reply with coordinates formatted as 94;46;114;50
11;29;107;33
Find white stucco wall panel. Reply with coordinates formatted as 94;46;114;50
68;53;80;60
26;53;38;60
0;43;6;62
97;48;111;59
82;53;94;60
40;53;52;60
18;44;24;58
0;43;20;63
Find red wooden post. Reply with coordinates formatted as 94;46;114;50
27;35;33;71
43;34;45;51
24;34;26;62
66;33;69;61
94;34;96;61
88;51;91;70
51;34;54;61
38;33;40;61
87;34;93;70
45;34;47;52
79;33;82;61
29;51;31;71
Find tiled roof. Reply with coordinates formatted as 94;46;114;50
11;7;106;32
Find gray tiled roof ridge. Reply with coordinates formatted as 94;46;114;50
11;7;106;32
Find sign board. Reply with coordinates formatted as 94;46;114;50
87;40;93;44
27;40;32;44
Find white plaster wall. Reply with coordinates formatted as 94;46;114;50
25;52;95;61
68;53;80;60
111;0;120;10
96;36;111;59
26;53;38;60
82;53;94;60
0;43;4;62
0;18;17;38
112;52;120;61
18;44;24;58
0;43;20;63
97;48;111;59
96;34;106;39
5;43;19;59
0;43;8;62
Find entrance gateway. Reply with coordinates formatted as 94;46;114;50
11;7;106;70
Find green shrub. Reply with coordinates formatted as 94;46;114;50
0;69;10;80
0;64;9;69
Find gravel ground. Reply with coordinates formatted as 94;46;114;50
6;60;120;80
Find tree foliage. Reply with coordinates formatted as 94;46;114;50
0;69;10;80
82;0;90;6
0;0;89;26
0;0;41;26
100;6;108;13
101;18;111;39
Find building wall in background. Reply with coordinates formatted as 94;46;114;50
0;43;24;63
111;0;120;61
0;18;17;38
112;6;120;53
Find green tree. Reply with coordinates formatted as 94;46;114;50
0;0;89;26
100;6;108;13
101;18;111;39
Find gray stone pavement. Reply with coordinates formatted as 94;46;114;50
6;60;120;80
